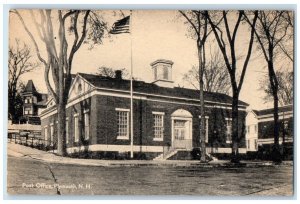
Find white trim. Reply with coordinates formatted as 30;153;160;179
83;109;90;114
40;89;247;120
115;108;130;112
152;111;165;115
206;148;247;154
198;115;209;119
153;138;163;141
116;136;129;140
257;111;293;119
73;113;79;117
66;144;164;154
116;109;130;139
258;114;293;122
171;116;193;147
225;118;232;121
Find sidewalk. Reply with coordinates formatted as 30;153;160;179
7;143;292;167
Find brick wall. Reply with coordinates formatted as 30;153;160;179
41;94;247;150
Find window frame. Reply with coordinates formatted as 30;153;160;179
50;123;54;145
152;111;165;141
116;108;130;140
84;110;90;140
199;116;209;143
225;118;232;143
66;117;69;144
44;125;48;143
74;113;79;142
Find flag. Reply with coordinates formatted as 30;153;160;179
110;16;130;34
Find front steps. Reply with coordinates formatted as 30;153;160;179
153;148;219;161
153;148;180;161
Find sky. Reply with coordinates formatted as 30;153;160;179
8;9;293;110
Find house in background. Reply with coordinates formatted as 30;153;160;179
245;104;293;152
40;59;249;159
20;80;48;125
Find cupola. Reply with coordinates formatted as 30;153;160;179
150;59;174;88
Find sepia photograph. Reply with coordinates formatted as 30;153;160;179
5;7;294;197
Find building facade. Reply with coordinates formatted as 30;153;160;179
40;60;249;158
21;80;48;125
245;105;293;152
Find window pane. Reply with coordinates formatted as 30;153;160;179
117;111;128;137
153;114;163;139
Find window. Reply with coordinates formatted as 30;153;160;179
24;107;32;115
153;112;164;141
247;126;250;134
74;114;79;142
254;125;258;134
174;120;186;140
154;66;157;80
77;83;82;94
44;126;48;144
25;97;32;104
50;123;54;145
84;110;90;140
254;139;258;150
162;65;169;80
226;118;232;143
65;119;69;144
116;108;129;139
199;116;209;143
247;139;250;149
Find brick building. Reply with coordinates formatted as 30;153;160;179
245;104;293;152
40;59;249;158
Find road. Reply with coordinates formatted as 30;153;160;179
6;154;293;196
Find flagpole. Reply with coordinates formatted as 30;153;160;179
130;10;134;159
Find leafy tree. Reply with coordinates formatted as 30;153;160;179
8;39;38;123
205;10;258;163
12;9;107;156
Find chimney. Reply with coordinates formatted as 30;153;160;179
115;70;122;80
150;59;174;88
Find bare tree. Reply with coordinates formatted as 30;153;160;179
179;10;212;162
12;9;107;156
205;10;258;163
97;66;129;79
183;48;231;94
245;11;292;163
260;69;293;106
279;11;294;62
8;39;38;123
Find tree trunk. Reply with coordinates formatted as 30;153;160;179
198;43;206;163
56;99;67;156
268;61;282;163
231;91;240;163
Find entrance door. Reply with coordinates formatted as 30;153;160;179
173;119;192;149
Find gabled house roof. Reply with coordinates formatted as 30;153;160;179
78;73;248;107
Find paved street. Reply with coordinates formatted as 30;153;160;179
6;144;293;196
